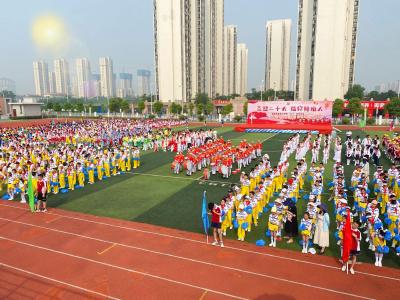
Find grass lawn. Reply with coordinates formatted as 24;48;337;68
21;126;399;268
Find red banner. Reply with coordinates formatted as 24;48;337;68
247;100;332;125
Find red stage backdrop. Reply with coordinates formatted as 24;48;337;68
247;100;332;126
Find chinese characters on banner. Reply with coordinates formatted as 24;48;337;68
247;101;333;125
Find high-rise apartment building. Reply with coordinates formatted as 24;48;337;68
117;73;134;98
54;58;70;96
295;0;359;100
223;25;237;96
0;78;16;94
48;72;56;95
236;43;248;96
76;58;92;98
137;69;151;96
99;57;115;98
153;0;224;103
265;19;291;92
33;61;50;96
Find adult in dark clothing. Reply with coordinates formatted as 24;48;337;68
283;198;298;243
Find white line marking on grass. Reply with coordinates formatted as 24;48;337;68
0;262;121;300
0;236;247;300
261;133;278;143
0;204;398;283
0;217;377;300
128;172;237;185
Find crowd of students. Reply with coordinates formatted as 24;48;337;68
208;131;400;273
0;118;186;210
172;135;262;178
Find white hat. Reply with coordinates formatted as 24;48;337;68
340;199;348;204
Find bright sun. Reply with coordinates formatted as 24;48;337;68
32;15;67;49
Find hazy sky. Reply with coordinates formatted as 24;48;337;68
1;0;399;94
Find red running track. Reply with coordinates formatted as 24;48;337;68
0;202;399;300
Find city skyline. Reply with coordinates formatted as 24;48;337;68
1;0;400;96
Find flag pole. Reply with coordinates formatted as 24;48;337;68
205;190;208;245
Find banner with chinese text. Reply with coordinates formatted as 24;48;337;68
247;100;332;125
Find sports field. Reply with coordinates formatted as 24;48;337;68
33;125;399;268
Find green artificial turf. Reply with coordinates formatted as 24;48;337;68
10;127;399;268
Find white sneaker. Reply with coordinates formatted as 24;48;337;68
220;243;224;248
269;243;273;247
43;209;47;212
341;265;346;272
350;268;355;275
375;261;379;266
211;241;219;246
378;262;382;267
20;200;26;204
222;232;226;236
237;238;241;241
229;226;233;230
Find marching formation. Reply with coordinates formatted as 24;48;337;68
208;131;400;273
0;118;186;210
172;134;262;178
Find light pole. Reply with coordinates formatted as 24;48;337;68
150;92;153;115
273;81;277;100
260;80;264;101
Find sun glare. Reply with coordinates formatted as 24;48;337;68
32;15;67;49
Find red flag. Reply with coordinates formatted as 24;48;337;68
342;209;352;263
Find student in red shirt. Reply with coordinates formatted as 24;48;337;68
348;221;361;274
35;174;47;212
208;201;224;247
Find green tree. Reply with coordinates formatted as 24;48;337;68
120;99;130;112
243;101;248;115
45;102;54;110
347;97;363;115
384;98;400;117
221;103;233;116
196;103;204;115
366;90;380;100
345;84;365;100
383;90;398;99
53;103;62;112
204;102;214;115
169;102;182;115
63;102;73;111
332;99;344;117
195;93;209;105
137;100;145;113
75;102;84;112
109;97;125;113
153;101;164;115
1;90;16;99
188;102;195;116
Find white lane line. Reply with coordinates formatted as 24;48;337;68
0;262;121;300
0;217;377;300
0;203;398;282
0;236;247;300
